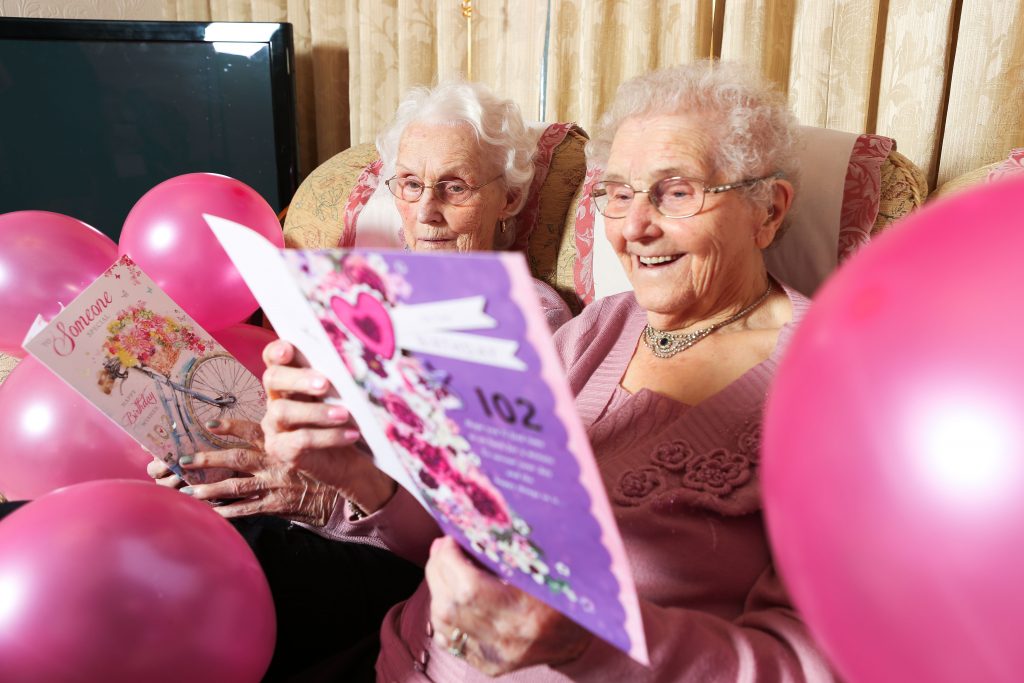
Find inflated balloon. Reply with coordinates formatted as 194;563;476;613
212;322;278;380
0;211;117;356
763;176;1024;683
0;358;151;500
0;479;276;683
118;173;284;333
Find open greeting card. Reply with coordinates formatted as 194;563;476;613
208;215;648;664
21;255;266;483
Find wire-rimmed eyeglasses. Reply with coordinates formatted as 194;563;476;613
591;173;780;219
385;175;502;206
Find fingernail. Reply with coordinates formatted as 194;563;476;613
275;346;288;361
180;486;194;496
205;419;221;429
344;429;361;441
179;455;194;466
327;407;348;422
310;377;328;391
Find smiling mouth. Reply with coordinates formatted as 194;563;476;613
637;254;684;266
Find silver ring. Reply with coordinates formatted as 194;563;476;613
447;627;469;658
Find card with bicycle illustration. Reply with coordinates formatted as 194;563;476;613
21;255;266;484
208;215;649;664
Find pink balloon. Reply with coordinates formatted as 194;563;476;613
118;174;285;333
763;176;1024;683
212;323;278;380
0;211;117;357
0;479;276;682
0;358;152;500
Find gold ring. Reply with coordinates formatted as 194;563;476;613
447;627;469;658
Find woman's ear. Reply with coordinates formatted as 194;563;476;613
755;178;795;249
499;187;521;220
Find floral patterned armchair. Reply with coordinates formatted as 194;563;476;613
0;126;928;390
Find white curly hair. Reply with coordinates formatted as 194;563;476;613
587;60;801;211
376;81;537;247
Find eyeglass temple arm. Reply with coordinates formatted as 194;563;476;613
706;172;782;194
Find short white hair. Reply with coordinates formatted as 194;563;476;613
376;81;536;244
587;60;800;209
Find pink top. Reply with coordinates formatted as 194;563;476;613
319;284;837;682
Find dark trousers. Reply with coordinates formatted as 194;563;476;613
0;501;422;682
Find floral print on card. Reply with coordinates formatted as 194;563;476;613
294;251;579;602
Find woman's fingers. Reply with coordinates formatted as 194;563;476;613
424;536;592;675
179;447;263;473
262;339;296;368
146;459;185;489
428;537;481;601
262;364;330;399
264;424;363;465
183;472;265;502
204;418;264;448
146;458;171;479
262;396;355;433
209;497;273;519
154;473;184;489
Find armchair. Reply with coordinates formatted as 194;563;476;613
0;126;927;391
281;124;927;306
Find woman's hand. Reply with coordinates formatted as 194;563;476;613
179;419;343;526
146;418;342;526
261;339;396;514
426;536;592;675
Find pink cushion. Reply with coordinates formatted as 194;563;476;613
572;129;895;305
837;134;894;262
988;148;1024;184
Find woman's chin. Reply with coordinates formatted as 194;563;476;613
414;239;459;251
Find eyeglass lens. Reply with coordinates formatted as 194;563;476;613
388;178;473;205
596;177;703;218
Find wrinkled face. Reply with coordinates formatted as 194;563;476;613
603;113;771;322
394;121;515;253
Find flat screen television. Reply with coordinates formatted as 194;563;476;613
0;18;299;241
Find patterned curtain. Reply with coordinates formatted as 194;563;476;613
2;0;1023;189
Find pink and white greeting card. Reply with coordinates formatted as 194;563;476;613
22;255;266;483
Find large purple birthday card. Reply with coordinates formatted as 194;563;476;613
208;215;648;664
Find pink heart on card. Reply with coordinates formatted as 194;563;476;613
330;292;396;360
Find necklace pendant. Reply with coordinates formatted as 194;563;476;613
642;281;773;360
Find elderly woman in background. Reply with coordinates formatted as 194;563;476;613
146;81;570;680
152;79;571;525
260;61;839;681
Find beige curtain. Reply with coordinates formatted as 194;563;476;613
3;0;1022;189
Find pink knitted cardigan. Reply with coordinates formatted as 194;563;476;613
321;284;838;682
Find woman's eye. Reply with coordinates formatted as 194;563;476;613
662;181;695;198
444;183;468;194
404;179;424;191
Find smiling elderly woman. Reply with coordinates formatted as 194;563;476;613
257;61;840;682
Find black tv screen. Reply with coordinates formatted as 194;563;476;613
0;18;298;241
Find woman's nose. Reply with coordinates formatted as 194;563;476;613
416;188;445;224
618;193;662;241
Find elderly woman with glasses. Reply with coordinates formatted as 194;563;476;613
248;61;840;682
380;81;571;327
150;80;572;523
144;81;573;678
